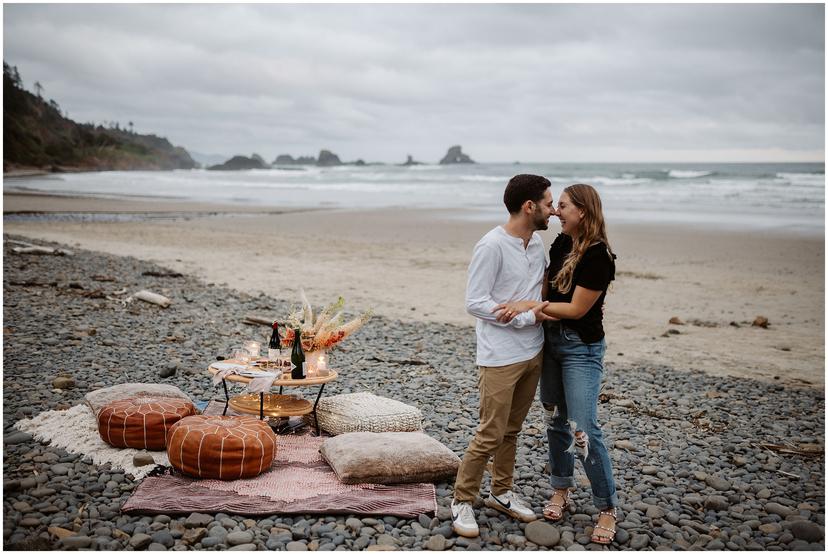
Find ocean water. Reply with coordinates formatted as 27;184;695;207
6;162;824;235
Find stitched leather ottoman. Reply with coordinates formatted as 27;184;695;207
97;397;197;450
166;415;277;480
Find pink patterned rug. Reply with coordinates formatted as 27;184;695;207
121;404;437;517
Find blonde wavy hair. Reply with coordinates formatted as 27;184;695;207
553;183;614;294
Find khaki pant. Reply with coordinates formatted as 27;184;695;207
454;349;543;502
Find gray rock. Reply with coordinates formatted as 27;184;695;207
12;501;32;512
790;521;824;543
52;375;76;389
151;531;175;547
201;537;223;547
19;477;37;489
61;535;93;548
228;544;257;551
432;526;453;539
51;463;71;475
266;537;283;550
185;513;214;528
148;543;167;551
182;527;207;544
130;533;153;549
525;520;560;547
286;541;309;551
19;516;42;527
759;523;783;534
630;533;650;549
646;505;666;519
615;527;630;545
765;502;794;517
704;495;729;511
705;476;732;491
376;535;398;546
227;530;255;546
134;452;156;467
159;366;176;378
4;431;32;444
425;534;447;550
346;517;363;532
506;533;526;549
29;487;56;498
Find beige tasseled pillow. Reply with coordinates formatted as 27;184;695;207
320;432;460;485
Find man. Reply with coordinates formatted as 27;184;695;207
452;174;555;538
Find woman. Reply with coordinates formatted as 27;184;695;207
494;183;618;545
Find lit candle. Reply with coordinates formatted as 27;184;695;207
243;340;261;358
317;353;328;376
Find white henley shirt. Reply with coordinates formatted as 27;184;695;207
465;225;546;367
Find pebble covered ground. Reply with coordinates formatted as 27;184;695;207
3;234;825;551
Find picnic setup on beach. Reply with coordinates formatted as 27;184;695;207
14;292;460;523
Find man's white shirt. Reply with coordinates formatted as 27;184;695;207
465;226;546;367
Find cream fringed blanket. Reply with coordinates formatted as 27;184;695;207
14;404;169;479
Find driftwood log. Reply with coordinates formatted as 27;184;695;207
142;270;184;278
6;239;72;256
12;246;73;256
369;355;428;366
243;314;275;326
134;290;172;308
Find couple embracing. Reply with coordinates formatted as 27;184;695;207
453;174;618;545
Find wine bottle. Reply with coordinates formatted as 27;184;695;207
290;328;306;379
268;321;281;360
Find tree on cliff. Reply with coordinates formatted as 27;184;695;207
3;61;197;172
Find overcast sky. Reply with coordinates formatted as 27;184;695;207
4;4;824;163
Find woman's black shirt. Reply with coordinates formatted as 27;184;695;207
546;233;615;344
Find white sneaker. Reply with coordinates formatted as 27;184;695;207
451;500;480;538
485;490;537;522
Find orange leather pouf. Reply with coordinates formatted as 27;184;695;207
166;415;277;480
97;397;197;451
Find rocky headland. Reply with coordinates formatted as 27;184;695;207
3;64;197;174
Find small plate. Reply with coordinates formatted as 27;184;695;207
238;369;280;379
211;362;247;372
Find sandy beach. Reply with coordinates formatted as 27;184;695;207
4;191;824;388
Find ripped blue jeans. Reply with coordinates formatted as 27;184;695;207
540;322;618;510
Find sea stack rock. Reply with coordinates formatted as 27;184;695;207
317;150;342;166
401;154;423;166
208;155;269;171
273;154;296;164
439;145;475;164
250;153;270;168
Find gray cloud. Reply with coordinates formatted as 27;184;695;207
4;4;824;162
